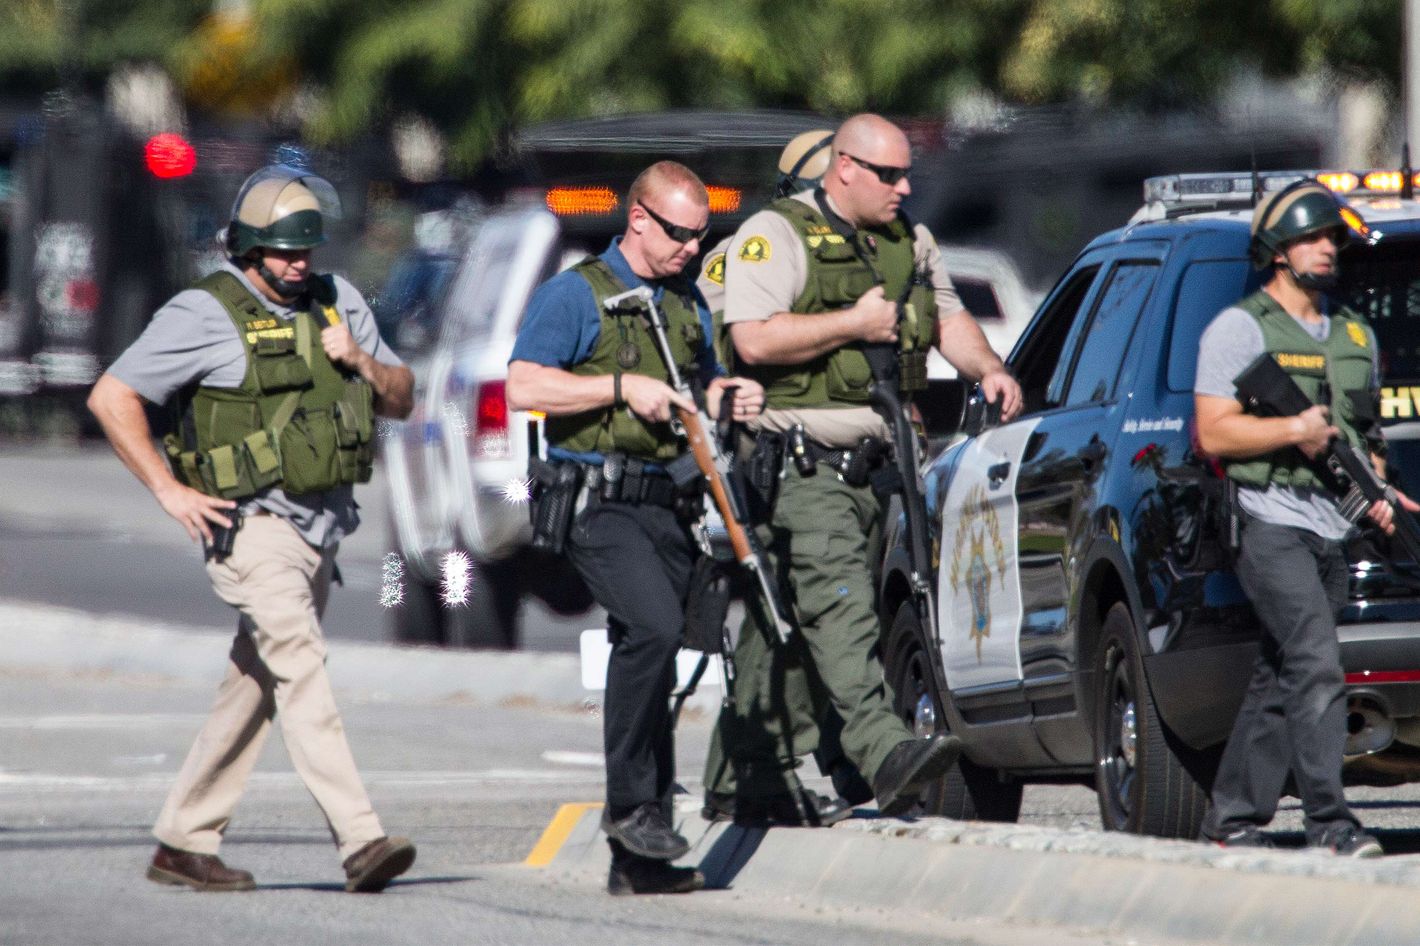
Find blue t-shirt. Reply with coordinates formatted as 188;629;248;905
510;239;722;464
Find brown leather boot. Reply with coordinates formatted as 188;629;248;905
146;844;256;891
343;836;416;893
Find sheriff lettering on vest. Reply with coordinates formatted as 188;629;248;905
87;164;417;893
507;161;765;896
1194;178;1417;856
712;113;1024;820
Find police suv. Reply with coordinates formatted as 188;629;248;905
881;168;1420;838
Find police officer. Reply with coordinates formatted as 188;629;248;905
698;128;872;826
1195;179;1413;856
507;160;764;895
712;113;1023;818
87;164;417;892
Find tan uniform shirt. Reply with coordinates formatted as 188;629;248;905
722;190;963;447
697;235;732;317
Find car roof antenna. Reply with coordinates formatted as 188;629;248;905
1403;143;1414;200
1249;112;1262;207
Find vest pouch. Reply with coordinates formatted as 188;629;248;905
252;344;314;394
277;407;342;495
241;429;283;492
333;380;375;448
824;346;873;400
163;433;204;490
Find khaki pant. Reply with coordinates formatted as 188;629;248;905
152;515;383;860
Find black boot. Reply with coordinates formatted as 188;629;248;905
606;841;705;895
872;734;963;817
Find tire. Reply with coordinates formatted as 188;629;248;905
1092;601;1207;838
886;601;1023;822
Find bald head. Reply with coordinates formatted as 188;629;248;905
826;113;912;227
832;113;908;162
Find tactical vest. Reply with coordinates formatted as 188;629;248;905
164;271;375;499
1225;290;1375;490
743;196;937;410
544;258;703;462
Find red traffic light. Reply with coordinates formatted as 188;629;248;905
145;133;197;179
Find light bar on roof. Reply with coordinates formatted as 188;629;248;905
1143;169;1420;209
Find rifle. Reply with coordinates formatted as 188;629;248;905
602;286;795;644
1233;352;1420;563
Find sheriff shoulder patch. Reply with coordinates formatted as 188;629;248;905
738;236;771;263
704;252;726;285
1347;321;1369;348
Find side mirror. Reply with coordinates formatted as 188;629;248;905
961;384;1003;438
917;378;969;442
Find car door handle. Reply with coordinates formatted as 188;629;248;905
988;461;1011;488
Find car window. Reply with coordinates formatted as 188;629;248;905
1339;238;1420;383
954;277;1003;320
1008;265;1100;415
1165;259;1254;393
439;217;538;349
1061;262;1159;406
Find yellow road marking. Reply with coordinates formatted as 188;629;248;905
524;801;603;867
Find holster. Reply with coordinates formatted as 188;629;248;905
743;429;785;516
528;457;583;556
683;555;732;654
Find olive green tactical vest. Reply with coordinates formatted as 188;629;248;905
743;197;937;410
545;258;703;462
164;271;375;499
1225;290;1375;490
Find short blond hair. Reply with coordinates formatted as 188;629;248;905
628;160;708;212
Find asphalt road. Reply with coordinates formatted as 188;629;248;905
2;667;1146;946
0;442;596;652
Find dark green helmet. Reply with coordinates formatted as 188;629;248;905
1250;179;1354;268
224;164;342;256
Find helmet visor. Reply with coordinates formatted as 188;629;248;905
231;163;343;222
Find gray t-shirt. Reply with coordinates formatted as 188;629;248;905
109;262;404;548
1194;303;1377;540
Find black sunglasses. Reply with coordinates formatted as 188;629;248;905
843;153;911;186
638;202;710;244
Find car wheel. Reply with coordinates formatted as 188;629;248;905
390;558;447;646
886;601;1023;822
1092;601;1206;838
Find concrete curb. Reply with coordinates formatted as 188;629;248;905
542;801;1420;946
0;600;731;713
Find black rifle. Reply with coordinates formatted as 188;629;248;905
1233;353;1420;563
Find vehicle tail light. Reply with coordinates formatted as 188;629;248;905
706;186;742;213
472;380;512;459
545;186;619;216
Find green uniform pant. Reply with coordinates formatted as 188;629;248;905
703;465;913;799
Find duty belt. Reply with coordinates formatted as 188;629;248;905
578;456;680;508
791;432;892;487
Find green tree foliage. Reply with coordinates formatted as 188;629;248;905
0;0;1404;167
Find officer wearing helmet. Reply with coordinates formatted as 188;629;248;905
1194;177;1415;856
88;164;417;891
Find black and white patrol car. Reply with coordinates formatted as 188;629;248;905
881;168;1420;838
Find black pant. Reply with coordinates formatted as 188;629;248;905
567;497;696;816
1202;516;1358;843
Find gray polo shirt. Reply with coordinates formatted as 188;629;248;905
108;261;404;548
1194;304;1378;540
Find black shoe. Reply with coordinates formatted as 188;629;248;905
602;801;690;860
1313;825;1383;858
1211;825;1274;849
872;734;964;817
702;789;854;827
607;849;705;895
